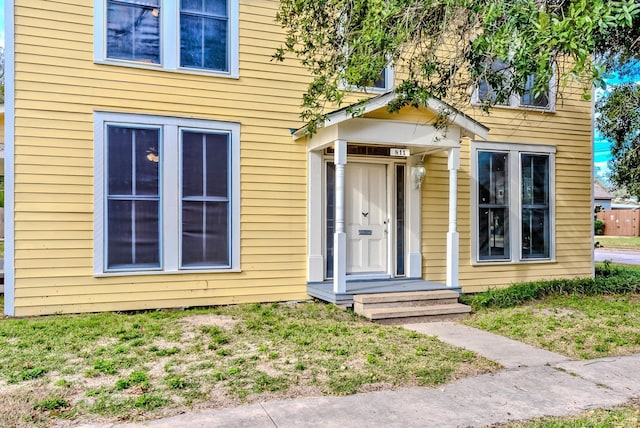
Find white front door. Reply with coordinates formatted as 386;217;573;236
345;163;388;275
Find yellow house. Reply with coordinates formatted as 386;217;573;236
3;0;593;317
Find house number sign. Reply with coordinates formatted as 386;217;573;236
390;148;410;157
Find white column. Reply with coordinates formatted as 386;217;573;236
446;147;460;288
333;140;347;293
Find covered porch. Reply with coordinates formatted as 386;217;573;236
293;92;489;305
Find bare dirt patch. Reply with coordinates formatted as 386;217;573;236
180;314;238;330
533;308;583;318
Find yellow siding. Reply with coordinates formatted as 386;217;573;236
11;0;593;315
422;86;593;292
12;0;310;316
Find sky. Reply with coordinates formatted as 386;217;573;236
594;64;640;182
0;0;4;48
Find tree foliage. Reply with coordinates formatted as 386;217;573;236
596;83;640;198
274;0;640;134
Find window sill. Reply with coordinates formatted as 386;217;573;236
472;258;556;267
470;101;556;114
94;59;240;79
94;268;242;278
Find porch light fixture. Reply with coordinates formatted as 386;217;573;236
411;165;426;189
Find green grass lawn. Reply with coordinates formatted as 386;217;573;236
463;263;640;359
464;293;640;359
0;298;496;427
595;235;640;250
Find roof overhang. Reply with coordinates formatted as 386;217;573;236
292;92;489;149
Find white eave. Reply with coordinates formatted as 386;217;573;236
292;91;489;142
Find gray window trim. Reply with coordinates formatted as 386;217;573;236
94;0;239;78
94;112;241;276
471;141;556;265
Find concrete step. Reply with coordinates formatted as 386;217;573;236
358;303;472;325
353;290;460;312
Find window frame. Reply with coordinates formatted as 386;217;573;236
471;67;557;112
94;112;241;276
471;141;556;265
94;0;240;78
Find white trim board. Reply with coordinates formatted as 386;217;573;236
4;0;15;316
293;92;490;141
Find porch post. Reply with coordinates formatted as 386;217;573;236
333;140;347;293
446;147;460;288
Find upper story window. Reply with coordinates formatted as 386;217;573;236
472;61;555;111
340;65;395;93
180;0;229;71
95;0;239;77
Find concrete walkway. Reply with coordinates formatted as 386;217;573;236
75;322;640;428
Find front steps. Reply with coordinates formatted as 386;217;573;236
353;290;471;324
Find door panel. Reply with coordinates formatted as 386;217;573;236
345;163;388;274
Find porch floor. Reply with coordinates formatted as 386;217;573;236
307;278;460;306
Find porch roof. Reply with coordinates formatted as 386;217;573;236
291;91;490;149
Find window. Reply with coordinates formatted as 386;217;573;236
95;0;239;77
472;142;555;264
94;112;240;274
473;61;555;111
340;65;395;93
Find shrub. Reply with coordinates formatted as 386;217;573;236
462;264;640;310
594;218;605;235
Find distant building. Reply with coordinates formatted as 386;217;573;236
594;182;614;210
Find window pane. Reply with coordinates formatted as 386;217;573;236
521;75;550;108
522;208;549;258
180;13;228;71
522;154;550;259
478;150;509;261
205;133;228;197
135;129;161;195
478;151;508;205
108;127;133;195
107;1;160;63
522;154;549;206
182;0;227;15
107;200;160;268
182;131;204;197
108;126;159;196
478;208;509;260
477;60;510;105
182;201;229;266
372;68;387;89
182;131;228;198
